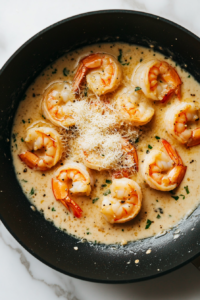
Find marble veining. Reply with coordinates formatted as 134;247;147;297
0;222;79;300
1;0;200;299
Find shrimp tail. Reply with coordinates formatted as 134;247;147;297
72;54;102;94
175;85;181;100
169;165;187;187
19;152;47;171
162;139;183;165
112;142;138;179
72;64;87;94
161;84;181;104
60;198;83;218
112;169;131;179
186;127;200;147
162;139;187;186
160;89;175;103
52;178;82;218
161;64;182;102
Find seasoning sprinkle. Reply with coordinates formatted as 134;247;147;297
145;219;153;229
184;186;190;194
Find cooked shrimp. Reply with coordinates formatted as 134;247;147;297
142;139;187;191
132;60;182;102
101;178;142;224
19;127;62;171
42;81;76;127
112;138;138;178
72;53;122;95
116;93;154;126
52;162;94;218
165;101;200;147
82;137;138;173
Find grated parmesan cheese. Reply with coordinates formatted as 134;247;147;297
59;97;139;171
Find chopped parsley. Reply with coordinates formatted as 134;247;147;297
21;138;24;142
117;49;123;63
148;145;153;149
155;136;160;140
22;119;26;124
180;194;185;199
157;214;161;219
86;232;91;235
101;184;107;188
171;195;179;201
52;68;57;74
156;199;158;202
63;68;70;76
146;150;150;154
106;179;112;184
101;154;105;157
103;189;111;196
140;58;143;62
21;179;28;183
135;87;141;92
122;229;124;232
42;115;46;119
188;75;191;78
92;197;99;204
184;186;190;194
145;219;153;229
30;188;35;195
52;207;56;211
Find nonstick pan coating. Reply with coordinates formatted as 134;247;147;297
0;10;200;283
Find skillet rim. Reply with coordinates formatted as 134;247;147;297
1;9;200;283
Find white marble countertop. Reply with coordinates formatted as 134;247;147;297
1;0;200;299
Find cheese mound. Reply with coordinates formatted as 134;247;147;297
60;98;139;171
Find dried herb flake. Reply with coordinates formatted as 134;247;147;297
30;188;35;195
171;195;179;201
103;189;111;196
92;197;99;204
145;219;153;229
106;180;112;184
184;186;190;194
135;87;141;92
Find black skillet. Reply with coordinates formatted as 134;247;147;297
1;10;200;283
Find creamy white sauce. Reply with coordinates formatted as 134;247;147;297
11;43;200;245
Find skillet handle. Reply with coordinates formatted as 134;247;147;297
192;256;200;270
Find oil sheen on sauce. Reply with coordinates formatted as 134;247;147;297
11;43;200;245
